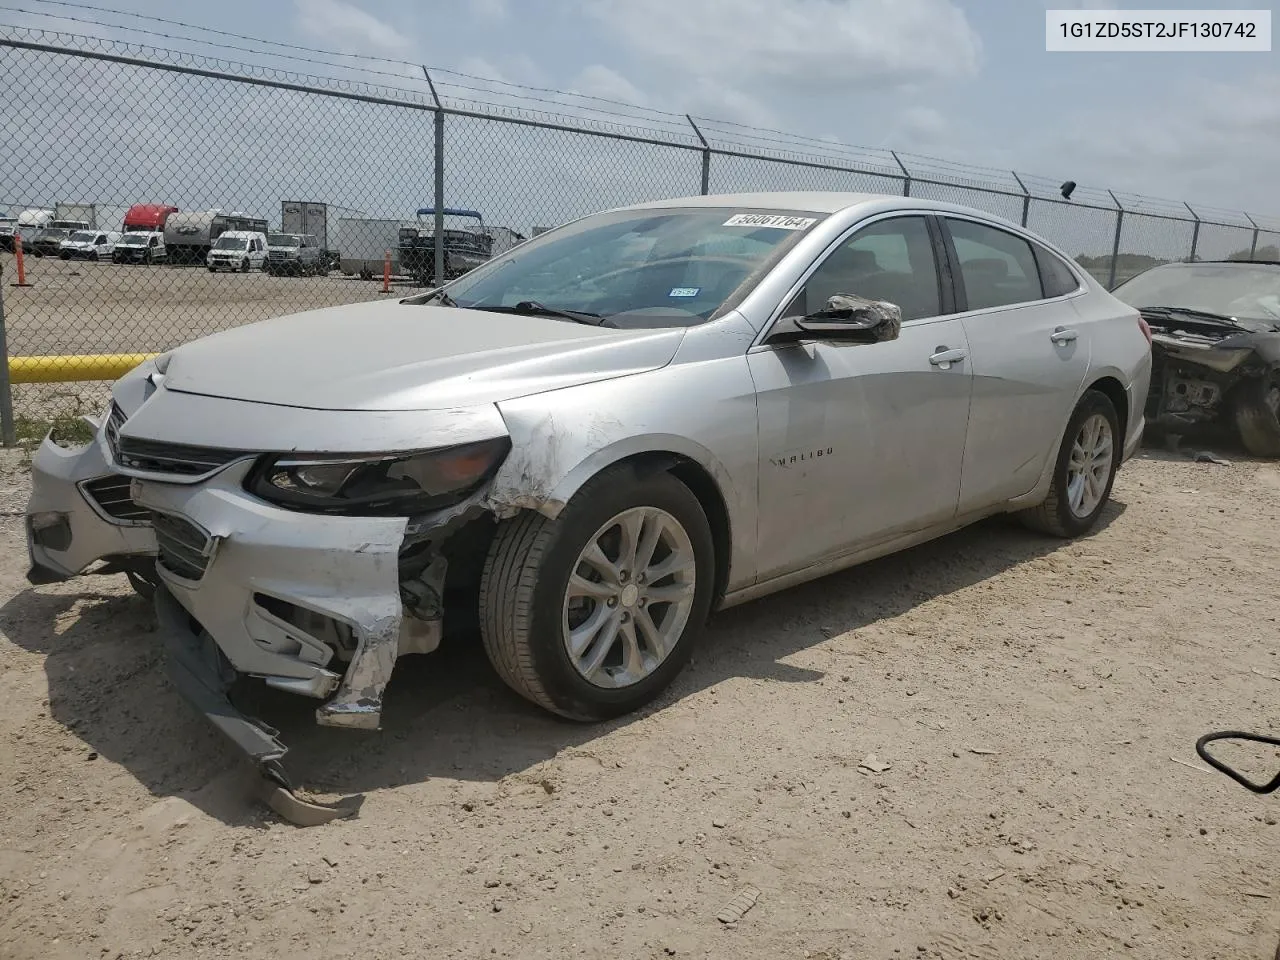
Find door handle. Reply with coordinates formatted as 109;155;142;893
929;347;967;369
1051;327;1079;345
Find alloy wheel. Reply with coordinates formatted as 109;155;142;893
1066;412;1113;518
562;506;697;689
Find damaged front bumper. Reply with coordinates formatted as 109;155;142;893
25;426;157;585
132;459;483;822
1146;330;1271;428
132;460;428;731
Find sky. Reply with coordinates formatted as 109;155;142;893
248;0;1277;213
1;0;1277;258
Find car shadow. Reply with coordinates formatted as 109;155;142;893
1;501;1127;826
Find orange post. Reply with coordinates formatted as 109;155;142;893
11;234;30;287
382;249;391;293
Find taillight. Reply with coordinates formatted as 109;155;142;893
1137;315;1152;347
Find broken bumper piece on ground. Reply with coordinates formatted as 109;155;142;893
155;585;365;826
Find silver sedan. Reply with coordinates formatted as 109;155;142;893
25;192;1152;819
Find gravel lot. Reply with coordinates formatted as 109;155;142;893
3;445;1280;960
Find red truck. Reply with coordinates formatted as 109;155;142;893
122;204;178;232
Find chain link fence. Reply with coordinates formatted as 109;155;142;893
2;29;1279;443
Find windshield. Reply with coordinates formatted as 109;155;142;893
213;236;248;251
269;234;299;246
441;207;823;327
68;231;95;242
118;234;148;246
1113;262;1280;326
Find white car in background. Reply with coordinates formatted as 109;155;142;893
206;230;268;272
58;230;122;260
112;230;166;264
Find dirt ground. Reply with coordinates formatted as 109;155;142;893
2;445;1280;960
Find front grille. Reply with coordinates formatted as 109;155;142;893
152;511;214;581
81;474;149;523
116;435;250;477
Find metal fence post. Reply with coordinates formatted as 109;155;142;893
1184;202;1201;262
890;151;910;197
687;115;710;195
423;67;445;287
1245;213;1260;259
1107;190;1124;290
0;270;14;447
1011;171;1031;227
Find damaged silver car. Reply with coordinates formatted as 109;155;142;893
26;192;1152;822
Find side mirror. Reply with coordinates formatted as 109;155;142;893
780;294;902;345
1196;731;1280;794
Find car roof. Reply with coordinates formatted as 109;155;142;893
612;190;1033;229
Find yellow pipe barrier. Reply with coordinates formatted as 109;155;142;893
9;353;160;384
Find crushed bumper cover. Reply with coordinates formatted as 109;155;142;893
25;429;157;584
131;463;412;731
156;584;364;826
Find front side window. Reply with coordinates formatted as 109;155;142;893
946;218;1044;310
443;207;824;328
788;216;941;322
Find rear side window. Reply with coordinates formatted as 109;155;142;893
946;218;1044;310
1034;243;1082;297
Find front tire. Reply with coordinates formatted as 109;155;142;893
1232;375;1280;457
1020;389;1120;538
479;465;715;721
241;258;250;273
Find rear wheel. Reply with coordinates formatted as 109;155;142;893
480;465;715;721
1232;374;1280;457
1020;390;1120;538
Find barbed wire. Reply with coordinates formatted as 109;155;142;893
0;9;1270;226
2;0;702;124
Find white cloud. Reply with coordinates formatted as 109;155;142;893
582;0;982;90
1022;71;1280;213
572;65;651;107
469;0;509;21
292;0;411;55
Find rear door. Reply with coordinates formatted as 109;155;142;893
748;213;973;581
938;216;1091;512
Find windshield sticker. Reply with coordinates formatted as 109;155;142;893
669;287;700;298
722;213;817;230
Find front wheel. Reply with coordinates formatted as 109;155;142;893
1019;389;1120;538
480;465;715;721
240;258;250;273
1232;375;1280;457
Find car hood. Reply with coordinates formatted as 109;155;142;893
161;299;687;411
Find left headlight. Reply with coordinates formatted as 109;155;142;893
246;436;512;515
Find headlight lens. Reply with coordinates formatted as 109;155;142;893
247;437;511;514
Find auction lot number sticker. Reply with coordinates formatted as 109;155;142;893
1047;9;1271;51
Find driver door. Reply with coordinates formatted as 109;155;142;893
747;214;974;582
